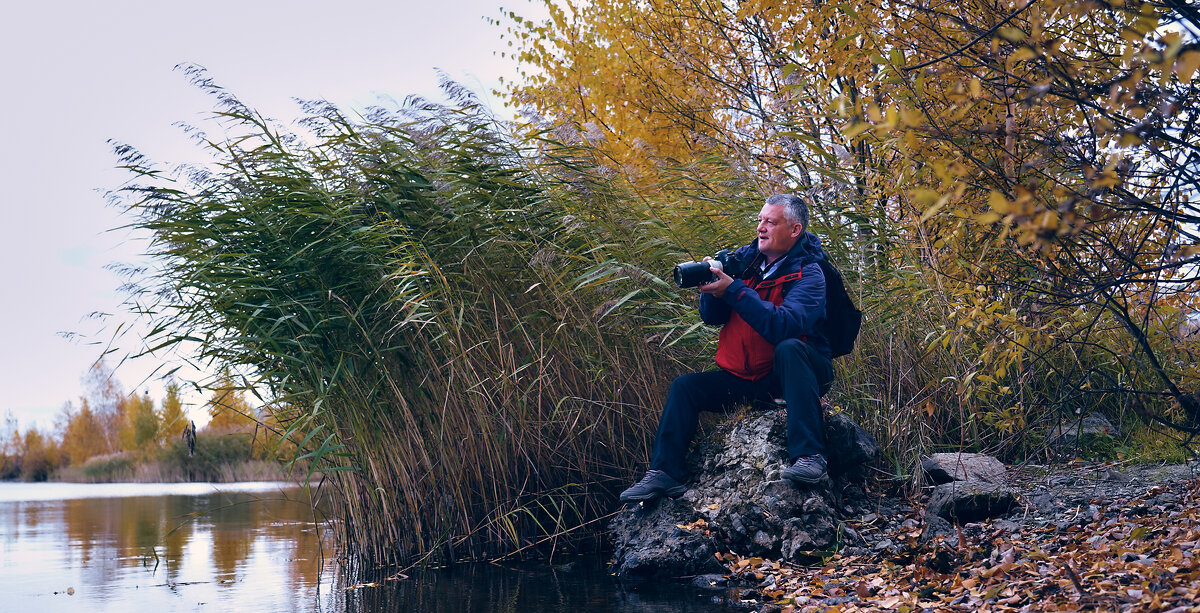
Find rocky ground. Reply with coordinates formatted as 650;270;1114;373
609;409;1200;611
716;461;1200;612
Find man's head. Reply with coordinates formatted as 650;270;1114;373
757;194;808;259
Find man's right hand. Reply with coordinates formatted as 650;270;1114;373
698;262;734;298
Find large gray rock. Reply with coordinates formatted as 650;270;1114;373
926;481;1018;523
1047;413;1119;446
921;452;1006;485
608;497;725;580
610;409;878;579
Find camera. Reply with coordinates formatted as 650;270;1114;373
673;249;750;288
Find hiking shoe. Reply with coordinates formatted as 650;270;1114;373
783;454;828;485
619;470;687;503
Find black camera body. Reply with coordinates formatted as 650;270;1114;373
673;249;750;288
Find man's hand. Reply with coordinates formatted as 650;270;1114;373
698;264;734;298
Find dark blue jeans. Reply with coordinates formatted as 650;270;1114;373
648;339;833;481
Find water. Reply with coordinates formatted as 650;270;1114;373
0;482;733;612
0;481;336;612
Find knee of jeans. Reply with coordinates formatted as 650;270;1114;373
775;338;807;359
669;372;704;396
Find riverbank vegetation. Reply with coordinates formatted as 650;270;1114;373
108;0;1199;568
0;362;296;482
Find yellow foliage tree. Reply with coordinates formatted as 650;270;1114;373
158;381;189;445
59;400;111;466
506;0;1200;436
118;390;160;453
205;375;258;433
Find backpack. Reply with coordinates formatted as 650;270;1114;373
816;258;862;358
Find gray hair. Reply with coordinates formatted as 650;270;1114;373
765;194;809;230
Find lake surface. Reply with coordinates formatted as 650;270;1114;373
0;482;733;612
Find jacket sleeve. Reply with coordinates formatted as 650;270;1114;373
698;293;732;325
718;262;826;345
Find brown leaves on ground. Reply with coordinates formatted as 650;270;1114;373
721;477;1200;612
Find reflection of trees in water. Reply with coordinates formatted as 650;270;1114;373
47;489;329;591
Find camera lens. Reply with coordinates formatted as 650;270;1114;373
673;261;715;288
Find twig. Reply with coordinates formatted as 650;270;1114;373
1063;562;1086;595
490;510;621;563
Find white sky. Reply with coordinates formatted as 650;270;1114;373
0;0;546;430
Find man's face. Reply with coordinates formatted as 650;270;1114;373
756;203;803;258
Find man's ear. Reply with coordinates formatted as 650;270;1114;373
791;224;804;238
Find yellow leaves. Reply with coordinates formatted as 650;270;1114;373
866;102;884;124
843;121;872;140
1119;132;1144;147
998;27;1026;43
1175;50;1200;83
988;190;1012;214
1010;47;1038;63
897;104;924;128
968;77;982;99
975;212;1002;225
1090;169;1122;189
1174;244;1200;260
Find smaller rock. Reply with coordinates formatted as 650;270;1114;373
691;574;728;591
993;519;1020;532
920;515;954;545
926;481;1018;523
1047;413;1119;446
839;525;865;545
921;453;1006;485
1031;493;1058;513
824;412;880;474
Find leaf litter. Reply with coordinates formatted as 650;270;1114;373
714;463;1200;612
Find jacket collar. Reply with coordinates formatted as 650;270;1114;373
741;231;826;279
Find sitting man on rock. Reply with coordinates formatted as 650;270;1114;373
620;193;834;503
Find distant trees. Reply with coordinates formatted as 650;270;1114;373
0;362;277;481
159;382;188;445
118;390;160;454
204;374;257;433
59;401;108;465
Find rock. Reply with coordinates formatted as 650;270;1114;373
1047;413;1119;446
824;412;880;474
691;574;728;591
921;453;1006;485
926;481;1018;523
610;409;878;579
919;515;954;545
609;497;725;581
1031;493;1058;513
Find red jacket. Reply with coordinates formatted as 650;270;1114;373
714;271;806;379
699;234;830;380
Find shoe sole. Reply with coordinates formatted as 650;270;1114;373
620;485;687;503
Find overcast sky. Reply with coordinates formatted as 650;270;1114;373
0;0;545;430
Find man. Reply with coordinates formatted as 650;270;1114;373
620;194;833;503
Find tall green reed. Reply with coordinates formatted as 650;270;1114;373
113;70;715;565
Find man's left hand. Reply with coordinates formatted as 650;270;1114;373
698;266;734;298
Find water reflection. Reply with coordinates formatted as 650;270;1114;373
348;559;734;613
0;482;338;612
0;483;733;612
